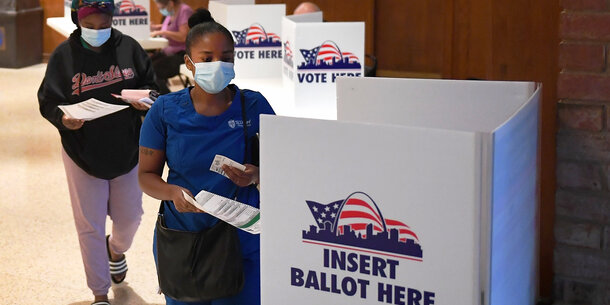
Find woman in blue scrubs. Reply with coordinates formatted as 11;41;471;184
137;11;274;305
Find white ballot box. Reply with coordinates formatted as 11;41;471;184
281;15;364;114
260;78;540;305
209;0;286;78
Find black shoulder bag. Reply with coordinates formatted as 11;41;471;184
155;90;252;302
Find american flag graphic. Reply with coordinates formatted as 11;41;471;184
232;28;249;45
267;33;281;43
342;52;359;64
298;41;361;68
299;46;321;65
316;41;342;64
306;199;342;230
385;218;419;243
245;23;267;44
119;0;135;13
336;192;385;238
232;24;281;46
306;192;419;243
284;41;293;58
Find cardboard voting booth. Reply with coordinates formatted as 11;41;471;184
110;0;151;40
281;15;364;111
209;0;285;78
260;78;540;305
59;0;151;41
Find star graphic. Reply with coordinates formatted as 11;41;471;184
325;206;330;212
313;206;318;212
331;213;336;218
317;218;323;223
321;212;326;218
333;204;339;209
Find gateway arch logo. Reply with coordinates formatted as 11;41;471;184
232;23;281;48
302;192;423;261
297;40;361;70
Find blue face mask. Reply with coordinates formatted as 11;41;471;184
160;8;172;16
187;56;235;94
80;27;111;47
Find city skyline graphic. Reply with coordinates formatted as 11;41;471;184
298;40;361;70
232;23;282;48
302;192;423;261
115;0;147;16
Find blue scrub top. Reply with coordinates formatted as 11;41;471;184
140;85;274;254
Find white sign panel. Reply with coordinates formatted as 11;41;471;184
209;1;286;78
111;0;151;40
281;17;364;111
260;116;481;305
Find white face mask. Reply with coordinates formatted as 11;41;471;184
81;27;111;47
187;56;235;94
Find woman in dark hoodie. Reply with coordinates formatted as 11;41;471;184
37;1;157;304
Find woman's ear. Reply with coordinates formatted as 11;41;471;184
184;54;194;72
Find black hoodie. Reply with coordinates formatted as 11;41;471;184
38;28;157;179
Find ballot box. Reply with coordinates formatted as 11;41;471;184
209;0;285;78
281;14;364;114
259;77;541;305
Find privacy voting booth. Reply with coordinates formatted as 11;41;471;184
281;13;364;113
260;77;540;305
63;0;151;38
209;0;285;78
49;0;162;48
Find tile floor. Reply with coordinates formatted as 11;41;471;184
0;64;167;305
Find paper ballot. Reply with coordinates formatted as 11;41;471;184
111;89;156;108
183;190;261;234
58;98;129;121
210;155;247;179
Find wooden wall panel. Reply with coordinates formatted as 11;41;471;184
374;0;444;76
256;0;375;58
444;0;559;298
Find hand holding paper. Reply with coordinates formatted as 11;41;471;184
210;154;259;187
111;89;159;109
58;98;129;121
183;190;261;234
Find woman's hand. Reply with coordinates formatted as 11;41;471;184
62;114;84;130
222;164;259;187
150;30;165;38
169;185;204;213
150;24;162;31
130;101;151;111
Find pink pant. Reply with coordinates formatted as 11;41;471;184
62;149;143;296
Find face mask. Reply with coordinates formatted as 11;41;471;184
160;8;172;16
80;27;111;47
188;56;235;94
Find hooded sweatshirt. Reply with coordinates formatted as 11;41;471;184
38;28;157;179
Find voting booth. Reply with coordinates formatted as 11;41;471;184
260;78;540;305
209;0;285;78
49;0;161;48
110;0;151;40
281;14;364;111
